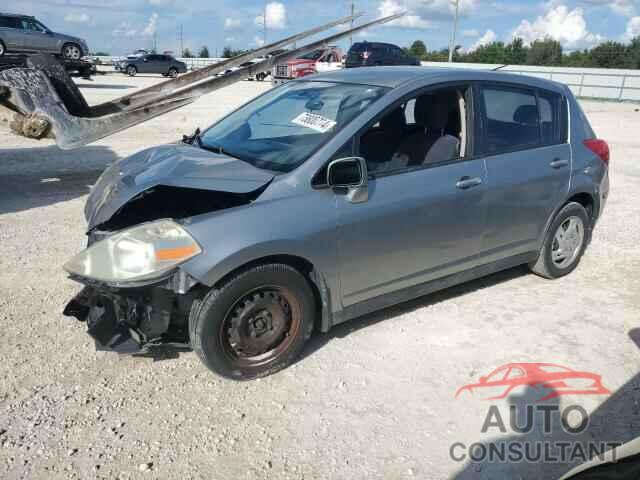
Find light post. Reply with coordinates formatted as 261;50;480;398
448;0;459;62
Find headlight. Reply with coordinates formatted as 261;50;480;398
64;220;201;284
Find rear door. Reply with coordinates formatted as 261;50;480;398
477;83;571;261
0;17;27;50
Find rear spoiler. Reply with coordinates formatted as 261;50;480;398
0;12;403;149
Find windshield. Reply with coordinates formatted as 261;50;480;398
299;50;324;61
201;81;388;172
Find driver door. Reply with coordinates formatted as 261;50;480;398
334;85;489;311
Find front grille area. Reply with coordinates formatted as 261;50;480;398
276;64;289;77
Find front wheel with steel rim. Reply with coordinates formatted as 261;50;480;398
62;43;82;60
189;264;316;380
126;66;137;77
529;202;590;279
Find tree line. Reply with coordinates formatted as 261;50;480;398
406;37;640;69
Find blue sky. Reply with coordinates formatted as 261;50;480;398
6;0;640;55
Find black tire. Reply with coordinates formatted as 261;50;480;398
529;202;590;279
168;68;178;78
0;40;6;57
256;72;266;82
126;65;137;77
189;263;316;380
62;43;82;60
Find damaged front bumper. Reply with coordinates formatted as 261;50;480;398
63;272;198;354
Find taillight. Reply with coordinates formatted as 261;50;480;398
584;138;610;166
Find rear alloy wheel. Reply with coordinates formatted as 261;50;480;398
126;66;137;77
189;264;315;380
529;202;590;279
168;68;178;78
62;43;82;60
0;41;6;57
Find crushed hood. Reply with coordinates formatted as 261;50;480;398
85;144;274;229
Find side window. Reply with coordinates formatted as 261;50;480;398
0;17;9;28
538;90;565;145
358;86;468;175
481;85;540;154
6;17;24;29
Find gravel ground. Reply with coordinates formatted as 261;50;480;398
0;72;639;480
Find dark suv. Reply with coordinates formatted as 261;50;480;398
117;54;187;78
345;41;420;68
0;12;89;59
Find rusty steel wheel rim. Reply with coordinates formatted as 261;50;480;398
220;286;301;367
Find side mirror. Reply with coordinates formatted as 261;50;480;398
327;157;368;203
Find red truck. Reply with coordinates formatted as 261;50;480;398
272;46;343;85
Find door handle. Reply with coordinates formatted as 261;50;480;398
456;176;483;190
550;159;569;169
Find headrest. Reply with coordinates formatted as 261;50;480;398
380;107;406;133
414;91;458;130
513;105;538;125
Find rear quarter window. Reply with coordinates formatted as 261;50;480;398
537;90;566;145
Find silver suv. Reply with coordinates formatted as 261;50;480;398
0;13;89;59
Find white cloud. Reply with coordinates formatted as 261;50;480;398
624;16;640;40
142;13;159;36
377;0;432;29
376;0;477;29
225;36;236;43
512;5;604;49
253;36;266;47
148;0;172;5
462;29;479;38
468;29;497;51
254;2;287;30
224;18;242;30
112;13;158;38
64;13;91;24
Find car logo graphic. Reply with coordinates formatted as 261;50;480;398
455;363;611;402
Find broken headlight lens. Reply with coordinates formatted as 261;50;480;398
63;220;201;283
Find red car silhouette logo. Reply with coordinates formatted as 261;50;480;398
455;363;610;402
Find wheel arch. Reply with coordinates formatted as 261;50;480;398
538;189;597;249
193;253;334;333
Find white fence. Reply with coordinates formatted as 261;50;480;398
94;56;640;101
421;62;640;101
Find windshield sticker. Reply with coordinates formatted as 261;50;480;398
291;112;337;133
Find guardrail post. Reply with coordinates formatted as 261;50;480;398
579;73;585;97
619;75;627;101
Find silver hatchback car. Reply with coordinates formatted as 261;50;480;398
63;67;609;379
0;13;89;59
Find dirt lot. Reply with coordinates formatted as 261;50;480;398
0;72;639;480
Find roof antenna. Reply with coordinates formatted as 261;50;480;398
492;64;508;71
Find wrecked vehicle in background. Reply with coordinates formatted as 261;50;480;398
271;45;343;85
0;13;399;148
63;65;609;380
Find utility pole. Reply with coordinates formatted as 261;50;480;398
263;3;267;45
179;24;183;57
350;2;355;46
448;0;459;62
153;31;157;53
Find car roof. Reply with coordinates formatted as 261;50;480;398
352;41;396;47
307;66;567;92
0;13;34;18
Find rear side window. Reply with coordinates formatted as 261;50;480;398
480;85;540;154
0;17;23;29
538;90;565;145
